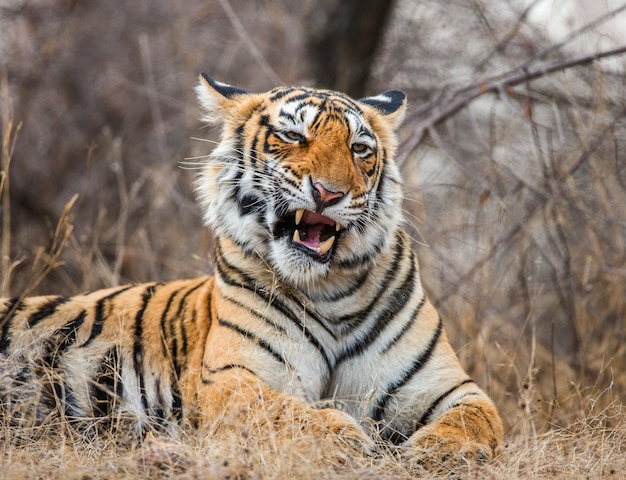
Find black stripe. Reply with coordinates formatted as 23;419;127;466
229;161;245;207
334;232;405;332
259;114;271;128
374;165;386;207
239;194;263;216
334;230;394;276
205;363;259;376
222;295;287;335
200;362;259;385
214;240;248;286
166;292;205;379
37;310;88;421
40;310;86;371
380;295;426;354
82;285;135;347
273;91;314;104
0;297;22;352
365;158;378;178
133;285;157;414
265;284;337;340
179;311;189;360
313;268;370;303
55;310;87;355
0;296;21;320
151;377;168;428
159;286;187;364
263;132;276;156
278;109;296;123
306;100;327;132
268;87;363;113
218;317;293;370
336;254;417;363
417;378;475;427
160;279;206;375
27;296;67;328
269;87;296;102
173;280;206;360
249;127;260;165
171;371;184;422
91;347;124;418
215;240;333;369
373;317;443;423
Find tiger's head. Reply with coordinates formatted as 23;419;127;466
195;74;407;290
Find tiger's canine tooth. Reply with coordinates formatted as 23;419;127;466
318;235;335;254
335;223;340;231
293;229;302;244
295;209;304;226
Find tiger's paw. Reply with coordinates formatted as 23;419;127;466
258;393;375;455
399;427;497;473
314;407;376;455
202;384;374;460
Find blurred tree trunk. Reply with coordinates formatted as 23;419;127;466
302;0;395;97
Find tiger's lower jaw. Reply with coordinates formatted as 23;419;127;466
268;239;338;288
273;209;342;264
287;233;337;263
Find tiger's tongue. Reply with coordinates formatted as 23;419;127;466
297;211;335;249
297;223;325;248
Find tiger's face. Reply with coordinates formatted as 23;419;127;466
195;75;407;289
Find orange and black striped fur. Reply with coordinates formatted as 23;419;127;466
0;74;502;466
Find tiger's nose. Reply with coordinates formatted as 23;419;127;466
311;180;345;210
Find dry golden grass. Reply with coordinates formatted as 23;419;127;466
1;400;624;479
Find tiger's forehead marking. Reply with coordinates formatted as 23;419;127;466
267;86;371;139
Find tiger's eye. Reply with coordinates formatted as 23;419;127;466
351;143;371;155
281;131;306;143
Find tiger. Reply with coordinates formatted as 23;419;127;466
0;74;503;469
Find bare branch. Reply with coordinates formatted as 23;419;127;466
433;102;626;307
520;2;626;69
476;0;543;72
398;45;626;158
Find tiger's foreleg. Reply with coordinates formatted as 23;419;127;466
194;367;374;456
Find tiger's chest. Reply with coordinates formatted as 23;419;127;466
209;277;418;415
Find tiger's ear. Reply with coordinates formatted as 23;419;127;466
195;73;249;124
359;90;407;129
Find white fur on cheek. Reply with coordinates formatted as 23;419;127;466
194;143;270;255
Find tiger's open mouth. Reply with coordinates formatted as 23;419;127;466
274;209;341;262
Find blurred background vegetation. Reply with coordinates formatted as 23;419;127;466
1;0;625;438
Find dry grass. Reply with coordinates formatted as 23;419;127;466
1;0;625;478
1;402;624;479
